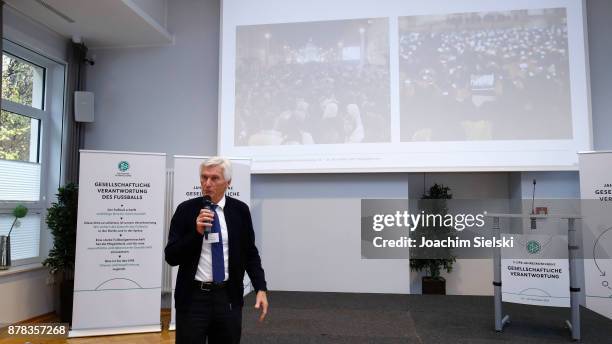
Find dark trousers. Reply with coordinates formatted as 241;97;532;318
176;287;242;344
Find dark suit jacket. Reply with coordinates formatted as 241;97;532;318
164;196;267;311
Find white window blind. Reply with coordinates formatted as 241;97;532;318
0;159;41;201
0;213;41;260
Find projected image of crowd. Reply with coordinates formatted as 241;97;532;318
399;8;572;141
235;18;390;146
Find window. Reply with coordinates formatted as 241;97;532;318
2;53;44;110
1;39;65;265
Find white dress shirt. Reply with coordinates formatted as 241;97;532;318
195;196;229;282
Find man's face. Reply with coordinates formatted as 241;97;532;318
200;165;230;204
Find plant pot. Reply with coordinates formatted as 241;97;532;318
0;235;10;270
422;276;446;295
60;279;74;324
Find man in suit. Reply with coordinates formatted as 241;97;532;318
165;157;268;343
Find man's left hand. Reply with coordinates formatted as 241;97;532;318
254;290;268;322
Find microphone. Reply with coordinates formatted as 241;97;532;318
202;195;213;240
530;179;537;230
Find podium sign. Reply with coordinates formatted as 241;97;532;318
501;234;570;307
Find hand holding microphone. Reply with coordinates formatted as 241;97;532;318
196;195;214;239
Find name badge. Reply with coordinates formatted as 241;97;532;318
204;233;220;243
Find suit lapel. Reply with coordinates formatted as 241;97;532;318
224;197;236;241
223;197;237;275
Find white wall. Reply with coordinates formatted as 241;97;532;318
81;0;612;296
129;0;168;29
2;6;68;62
252;173;411;293
0;268;54;324
84;0;219;160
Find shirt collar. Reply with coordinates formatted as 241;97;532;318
215;195;226;210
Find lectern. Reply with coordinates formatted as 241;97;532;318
486;213;582;340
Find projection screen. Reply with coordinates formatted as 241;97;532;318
219;0;591;173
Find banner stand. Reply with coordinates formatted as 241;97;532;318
69;150;166;338
69;325;161;338
487;213;582;340
578;151;612;323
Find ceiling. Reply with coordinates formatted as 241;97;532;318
4;0;173;49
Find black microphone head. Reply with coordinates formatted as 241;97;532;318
533;179;536;185
203;195;212;208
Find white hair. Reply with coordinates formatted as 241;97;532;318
200;156;232;181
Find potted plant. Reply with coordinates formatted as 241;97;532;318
410;183;456;294
43;183;78;323
0;204;28;270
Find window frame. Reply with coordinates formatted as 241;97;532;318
1;39;66;266
1;102;45;163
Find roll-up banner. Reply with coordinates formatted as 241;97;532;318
579;151;612;320
70;150;166;337
169;156;252;330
